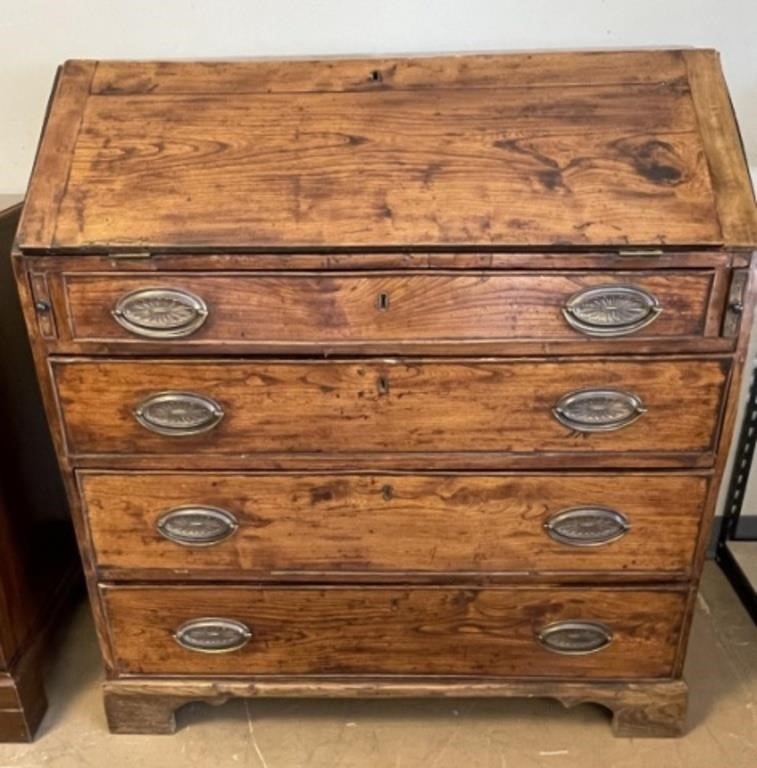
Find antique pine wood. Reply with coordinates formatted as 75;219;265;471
51;357;728;459
101;585;687;678
684;50;757;248
62;271;715;345
22;249;737;270
11;49;757;737
80;472;706;579
102;678;690;738
14;52;732;253
29;253;738;359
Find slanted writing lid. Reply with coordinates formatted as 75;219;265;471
17;50;757;253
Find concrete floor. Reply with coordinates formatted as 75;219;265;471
0;563;754;767
728;540;757;588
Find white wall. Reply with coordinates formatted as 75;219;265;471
1;0;755;192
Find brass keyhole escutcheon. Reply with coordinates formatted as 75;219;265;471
376;292;390;311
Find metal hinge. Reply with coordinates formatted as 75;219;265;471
108;251;152;260
617;249;665;258
723;269;749;338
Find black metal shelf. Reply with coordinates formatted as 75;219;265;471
716;364;757;622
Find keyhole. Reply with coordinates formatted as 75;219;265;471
369;69;383;83
376;292;390;311
377;375;390;395
381;484;394;501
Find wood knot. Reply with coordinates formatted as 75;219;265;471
614;138;685;186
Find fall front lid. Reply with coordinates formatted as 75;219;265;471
16;50;757;253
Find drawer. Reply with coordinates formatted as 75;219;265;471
53;357;728;466
102;585;687;677
60;270;716;350
81;472;706;579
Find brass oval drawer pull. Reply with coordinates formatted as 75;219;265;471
537;621;613;655
134;391;224;436
112;288;208;338
544;506;630;547
157;505;238;546
173;618;251;653
562;285;661;337
553;388;646;432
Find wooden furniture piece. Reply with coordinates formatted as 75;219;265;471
0;197;80;741
11;50;757;737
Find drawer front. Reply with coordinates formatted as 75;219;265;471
53;358;727;461
102;586;686;677
81;472;705;577
62;271;714;347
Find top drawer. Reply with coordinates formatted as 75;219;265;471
55;270;719;353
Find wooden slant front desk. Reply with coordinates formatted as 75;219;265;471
11;50;757;736
0;199;79;741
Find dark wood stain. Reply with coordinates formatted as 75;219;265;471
0;203;80;742
615;138;685;186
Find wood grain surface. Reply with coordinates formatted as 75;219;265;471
19;50;757;251
103;677;689;737
61;270;714;345
102;585;687;678
91;50;691;95
52;357;728;460
17;62;95;251
10;49;757;737
80;471;705;579
21;249;736;271
683;50;757;248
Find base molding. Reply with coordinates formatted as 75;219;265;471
0;563;82;743
103;677;688;738
0;664;47;742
